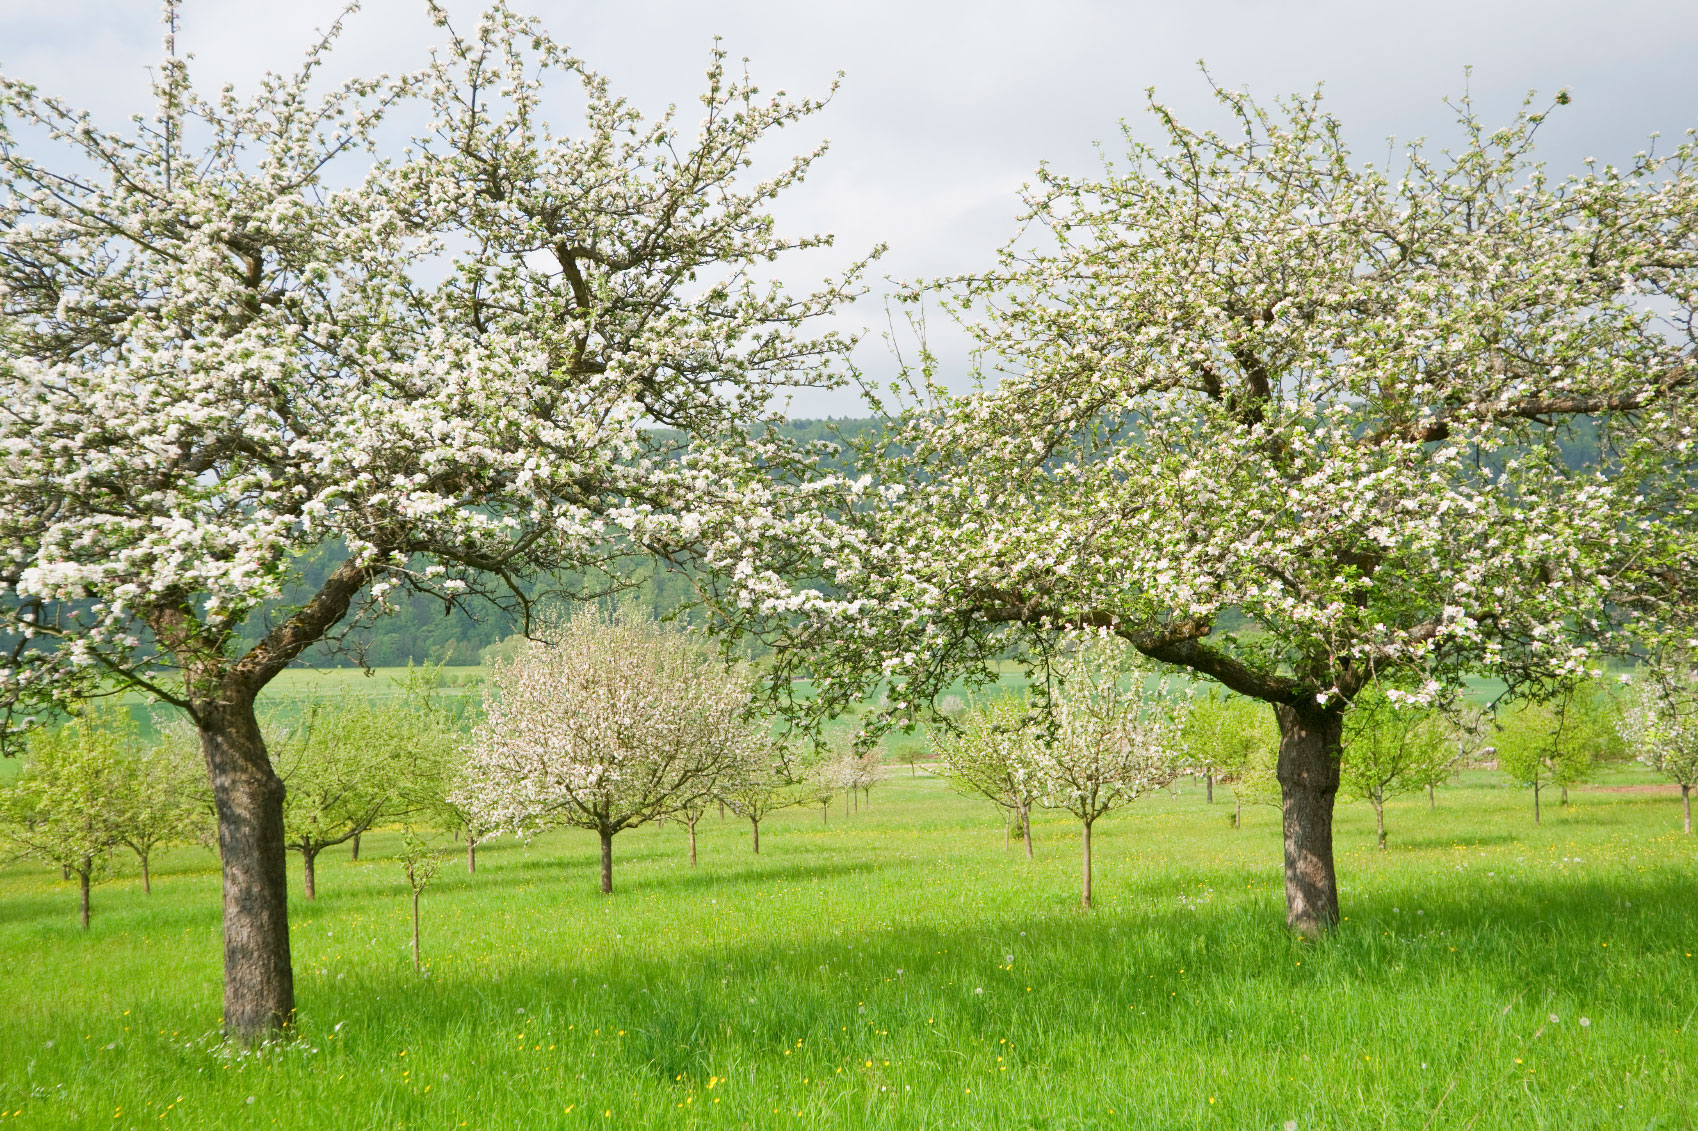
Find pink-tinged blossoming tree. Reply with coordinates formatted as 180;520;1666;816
0;3;861;1037
454;607;755;894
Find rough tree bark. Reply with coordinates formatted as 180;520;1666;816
1080;819;1094;910
141;856;152;895
351;833;361;861
1273;702;1343;936
301;848;320;901
199;697;295;1039
750;817;761;855
599;829;614;894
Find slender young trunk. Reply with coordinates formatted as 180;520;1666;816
199;698;294;1039
688;816;699;867
1560;784;1568;807
1080;818;1093;910
719;800;726;820
466;835;477;874
1004;812;1011;852
910;762;916;777
1428;782;1435;810
853;788;859;814
1273;702;1344;935
1234;794;1242;829
1374;796;1386;851
351;833;360;861
411;889;421;972
821;801;829;825
141;854;152;896
301;847;319;901
1205;773;1214;804
1021;801;1033;860
750;817;761;855
1533;781;1542;825
61;863;70;881
599;829;614;895
1684;783;1692;835
79;858;91;931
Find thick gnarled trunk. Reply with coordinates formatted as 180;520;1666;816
1273;702;1343;936
200;699;294;1040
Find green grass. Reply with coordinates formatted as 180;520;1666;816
1;769;1693;1130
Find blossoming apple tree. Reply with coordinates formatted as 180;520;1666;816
651;86;1698;935
455;607;755;893
0;3;861;1036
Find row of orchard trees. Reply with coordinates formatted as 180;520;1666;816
937;639;1698;898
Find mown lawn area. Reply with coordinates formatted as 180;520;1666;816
1;768;1693;1129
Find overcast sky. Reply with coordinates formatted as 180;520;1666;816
4;0;1695;414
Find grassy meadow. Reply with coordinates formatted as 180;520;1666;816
1;756;1694;1130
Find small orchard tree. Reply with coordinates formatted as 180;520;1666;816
935;693;1043;858
1620;651;1698;833
1338;686;1454;850
652;83;1698;936
389;665;494;874
1181;691;1279;828
0;708;132;928
1495;681;1615;823
0;4;862;1036
457;608;753;893
113;727;205;894
1030;637;1189;909
722;738;815;851
276;698;415;900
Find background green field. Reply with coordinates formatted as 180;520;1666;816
1;758;1693;1130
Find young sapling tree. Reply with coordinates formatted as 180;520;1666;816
1030;637;1189;909
935;693;1043;859
1338;686;1453;850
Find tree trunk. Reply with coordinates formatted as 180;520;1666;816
910;762;916;777
719;799;726;820
599;829;614;895
467;835;477;874
853;788;859;814
141;854;152;896
1234;794;1241;829
1021;801;1033;860
1560;784;1568;807
688;816;699;866
750;817;761;855
821;801;829;825
79;858;91;930
411;889;421;972
1205;773;1214;804
1374;797;1386;852
1273;702;1344;936
1427;782;1435;810
301;848;319;901
1080;819;1093;910
1533;781;1541;825
1684;783;1692;835
351;833;360;861
1004;812;1011;852
199;698;294;1040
